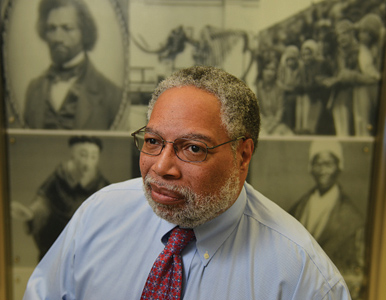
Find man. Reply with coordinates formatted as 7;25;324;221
23;66;351;299
289;140;364;297
24;0;122;129
12;136;109;260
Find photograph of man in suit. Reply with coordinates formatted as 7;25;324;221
289;140;365;298
24;0;122;130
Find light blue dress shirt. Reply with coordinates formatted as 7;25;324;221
23;178;351;299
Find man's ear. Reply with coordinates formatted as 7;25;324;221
239;139;254;172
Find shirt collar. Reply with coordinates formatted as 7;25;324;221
63;51;86;68
47;52;87;82
159;220;177;244
194;186;247;266
313;184;339;201
157;186;247;266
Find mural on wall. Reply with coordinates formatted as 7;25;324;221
132;25;250;75
1;0;385;299
129;0;385;137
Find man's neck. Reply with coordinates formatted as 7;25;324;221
59;51;86;69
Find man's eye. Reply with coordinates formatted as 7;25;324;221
63;25;75;32
181;142;205;154
145;138;161;145
46;25;57;32
189;144;203;153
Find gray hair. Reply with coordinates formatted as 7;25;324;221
147;66;260;152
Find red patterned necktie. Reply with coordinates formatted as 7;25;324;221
141;227;195;299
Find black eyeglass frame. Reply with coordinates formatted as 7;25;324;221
131;126;246;163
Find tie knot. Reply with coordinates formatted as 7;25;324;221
166;227;195;255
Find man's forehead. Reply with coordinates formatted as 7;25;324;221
313;151;337;161
154;86;220;108
148;86;227;141
151;88;221;120
47;5;78;22
71;142;100;151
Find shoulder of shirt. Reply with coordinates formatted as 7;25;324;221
243;182;310;242
97;177;144;192
76;177;145;211
242;182;344;286
243;182;320;241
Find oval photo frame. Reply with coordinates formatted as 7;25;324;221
2;0;129;130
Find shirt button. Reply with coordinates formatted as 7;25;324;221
204;251;210;259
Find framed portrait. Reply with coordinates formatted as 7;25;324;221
1;0;386;299
249;137;373;298
2;0;129;130
6;132;134;299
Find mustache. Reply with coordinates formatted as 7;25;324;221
144;175;192;198
49;42;69;50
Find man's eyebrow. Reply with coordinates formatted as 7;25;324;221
179;133;214;144
145;127;214;144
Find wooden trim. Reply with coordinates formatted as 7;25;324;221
367;53;386;300
0;59;12;299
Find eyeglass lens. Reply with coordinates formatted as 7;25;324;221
134;131;208;162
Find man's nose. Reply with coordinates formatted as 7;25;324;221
152;143;181;178
48;27;66;42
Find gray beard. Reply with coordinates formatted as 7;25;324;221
143;171;240;228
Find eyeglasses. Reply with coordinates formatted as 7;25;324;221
131;126;245;163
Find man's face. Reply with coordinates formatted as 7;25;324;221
140;86;248;227
301;48;313;64
358;29;372;46
311;152;340;193
286;57;298;70
262;62;276;83
71;142;100;175
45;5;83;65
336;29;354;49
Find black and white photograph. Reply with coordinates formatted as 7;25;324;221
0;0;385;299
129;0;385;136
2;0;129;130
249;137;373;299
7;133;133;299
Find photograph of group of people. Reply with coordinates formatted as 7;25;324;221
248;0;385;137
0;0;384;299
